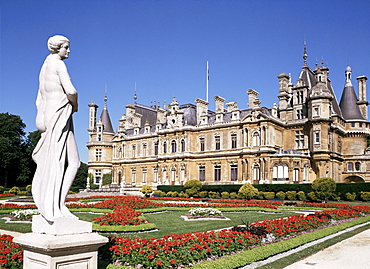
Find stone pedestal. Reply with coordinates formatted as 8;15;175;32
14;232;108;269
14;216;108;269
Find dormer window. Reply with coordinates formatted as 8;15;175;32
313;106;320;117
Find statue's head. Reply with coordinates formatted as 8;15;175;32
47;35;70;54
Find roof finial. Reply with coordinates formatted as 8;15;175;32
134;82;137;104
303;39;308;66
104;85;108;110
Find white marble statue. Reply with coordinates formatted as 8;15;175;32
32;35;80;223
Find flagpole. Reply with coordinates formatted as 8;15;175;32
206;61;209;102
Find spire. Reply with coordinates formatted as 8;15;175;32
99;89;114;133
303;40;308;66
339;65;364;120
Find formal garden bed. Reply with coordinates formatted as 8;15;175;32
1;195;370;268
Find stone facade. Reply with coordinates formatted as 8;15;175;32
87;54;370;191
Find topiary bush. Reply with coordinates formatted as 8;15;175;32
178;191;189;198
297;191;306;201
345;192;357;201
230;192;238;199
9;186;20;195
221;191;230;199
152;190;165;197
312;177;336;202
184;179;202;197
140;185;153;197
285;191;297;201
276;191;286;200
238;183;259;200
307;191;318;201
263;192;275;200
360;192;370;201
198;191;208;198
208;191;220;199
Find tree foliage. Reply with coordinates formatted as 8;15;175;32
72;162;88;188
140;185;153;197
184;179;202;197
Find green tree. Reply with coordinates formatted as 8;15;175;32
72;162;88;188
238;183;259;199
102;173;112;186
0;113;26;187
311;177;336;202
184;179;202;197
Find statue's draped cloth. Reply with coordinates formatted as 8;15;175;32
32;100;76;222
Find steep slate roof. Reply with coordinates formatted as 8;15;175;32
134;104;158;126
100;107;114;133
339;66;364;120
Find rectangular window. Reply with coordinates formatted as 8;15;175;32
351;123;355;127
231;133;237;149
199;165;205;181
314;132;320;144
215;135;221;150
95;149;102;161
230;164;238;181
143;144;147;157
200;137;205;152
142;168;147;183
296;109;304;119
214;164;221;181
131;169;136;183
95;169;101;184
295;131;305;149
154;141;159;155
132;145;136;158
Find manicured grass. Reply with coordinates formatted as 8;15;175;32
118;211;295;239
0;215;32;233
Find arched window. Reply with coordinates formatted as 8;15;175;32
252;163;260;182
163;141;167;154
200;137;205;151
273;163;289;181
171;140;177;153
252;132;260;146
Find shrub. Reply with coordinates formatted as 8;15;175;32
285;191;297;201
307;191;318;201
178;191;189;198
297;191;306;201
208;191;220;199
17;191;28;196
140;186;153;197
9;186;20;195
152;190;165;197
256;191;264;200
331;193;341;201
238;183;259;200
171;191;179;198
237;192;245;199
276;191;286;200
221;192;230;199
345;192;357;201
263;192;275;200
198;191;208;198
360;191;370;201
230;192;238;199
26;185;32;193
102;173;112;186
0;186;4;194
184;179;202;197
312;177;336;202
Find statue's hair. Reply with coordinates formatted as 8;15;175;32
47;35;69;53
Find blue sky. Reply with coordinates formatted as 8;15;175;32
1;0;370;163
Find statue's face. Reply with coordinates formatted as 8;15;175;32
58;42;70;59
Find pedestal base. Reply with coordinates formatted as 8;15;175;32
14;232;108;269
32;215;92;235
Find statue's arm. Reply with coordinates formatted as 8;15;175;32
58;61;78;113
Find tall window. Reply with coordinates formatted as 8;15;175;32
273;163;289;181
131;169;136;183
200;137;205;152
253;164;260;182
132;145;136;158
252;132;260;146
297;90;304;103
295;131;305;149
163;141;167;154
230;164;238;181
154;141;159;155
293;168;299;182
214;164;221;181
153;167;158;183
215;135;221;150
98;134;102;141
181;139;185;152
314;131;320;144
171;140;177;153
143;143;147;157
231;133;237;149
142;168;147;183
95;148;102;161
199;165;205;181
296;109;304;119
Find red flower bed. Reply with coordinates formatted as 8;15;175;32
0;194;16;199
93;196;162;210
92;205;147;226
0;234;23;269
0;203;36;210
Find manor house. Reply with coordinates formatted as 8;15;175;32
87;51;370;190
